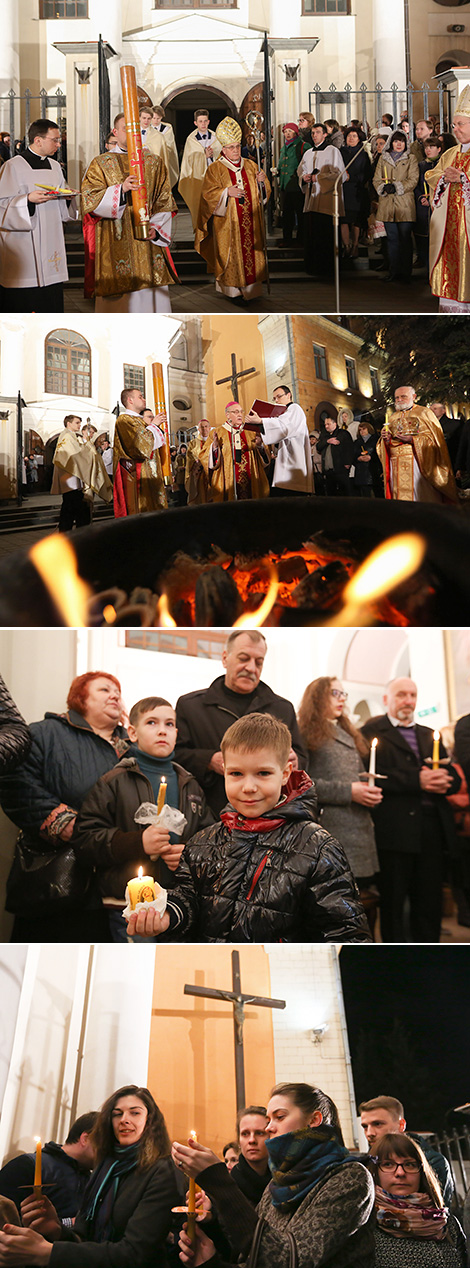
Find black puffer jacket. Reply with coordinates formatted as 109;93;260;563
165;771;371;942
73;756;215;900
0;675;31;773
0;1142;92;1221
0;710;128;848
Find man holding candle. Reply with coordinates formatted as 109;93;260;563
73;696;214;941
361;677;460;943
0;1115;98;1223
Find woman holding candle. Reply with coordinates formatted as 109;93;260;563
368;1133;466;1267
0;1085;181;1268
0;672;129;943
372;131;419;284
173;1083;375;1268
297;678;381;923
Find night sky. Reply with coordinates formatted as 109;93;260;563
339;946;470;1129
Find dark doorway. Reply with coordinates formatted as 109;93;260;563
161;84;239;159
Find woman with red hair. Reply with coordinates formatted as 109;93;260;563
0;672;128;942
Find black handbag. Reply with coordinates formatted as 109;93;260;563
5;832;91;915
246;1218;298;1268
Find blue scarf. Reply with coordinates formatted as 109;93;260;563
267;1126;350;1212
81;1143;140;1241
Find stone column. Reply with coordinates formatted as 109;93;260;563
373;0;406;87
0;0;19;136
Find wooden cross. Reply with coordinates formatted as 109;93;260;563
215;352;257;403
184;950;286;1113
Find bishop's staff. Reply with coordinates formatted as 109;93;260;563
152;362;172;484
245;110;271;295
120;64;150;240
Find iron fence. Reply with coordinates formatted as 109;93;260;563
0;88;66;160
309;80;450;136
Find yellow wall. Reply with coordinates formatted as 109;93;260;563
201;316;267;427
147;945;275;1155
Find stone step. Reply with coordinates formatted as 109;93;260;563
0;501;113;535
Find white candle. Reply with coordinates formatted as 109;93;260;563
368;738;378;787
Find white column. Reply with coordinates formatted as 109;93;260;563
0;0;19;134
373;0;406;87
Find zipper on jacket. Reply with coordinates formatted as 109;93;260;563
246;850;273;901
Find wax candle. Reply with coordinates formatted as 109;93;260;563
187;1130;197;1245
156;776;167;815
127;866;157;909
368;738;378;788
432;730;440;770
34;1138;42;1191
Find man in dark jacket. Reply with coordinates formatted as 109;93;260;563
361;677;460;942
316;416;353;496
359;1095;453;1207
175;631;307;816
429;401;464;476
0;1113;97;1222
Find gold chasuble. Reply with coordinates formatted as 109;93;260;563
81;151;174;299
113;413;167;517
52;432;112;503
185;433;214;504
426;145;470;305
377;406;458;504
195;158;271;296
198;424;269;502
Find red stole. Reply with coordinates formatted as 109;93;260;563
227;166;257;286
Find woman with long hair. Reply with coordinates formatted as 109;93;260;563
297;677;381;898
368;1133;466;1265
173;1082;375;1268
0;1085;181;1268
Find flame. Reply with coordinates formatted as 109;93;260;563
433;729;440;741
29;536;92;627
329;533;426;626
138;866;143;879
103;605;116;624
156;593;177;627
371;737;378;749
233;566;279;627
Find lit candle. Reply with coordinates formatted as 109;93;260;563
432;730;440;770
156;776;167;816
187;1130;197;1246
33;1138;42;1192
127;866;157;910
368;738;378;788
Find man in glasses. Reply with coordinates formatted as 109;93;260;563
359;1095;453;1205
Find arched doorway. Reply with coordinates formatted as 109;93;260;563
160;84;239;158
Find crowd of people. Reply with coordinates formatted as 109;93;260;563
1;86;469;311
0;1084;467;1268
1;630;470;946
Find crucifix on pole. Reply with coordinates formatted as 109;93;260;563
184;950;286;1114
215;353;256;404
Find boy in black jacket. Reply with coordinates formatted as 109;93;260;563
126;713;371;944
73;697;214;941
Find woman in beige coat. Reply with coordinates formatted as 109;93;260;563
373;130;419;283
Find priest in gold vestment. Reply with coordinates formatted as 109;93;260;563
113;388;167;518
184;419;214;504
81;114;175;314
198;401;269;502
52;414;112;532
195;117;271;301
377;386;458;504
426;86;470;313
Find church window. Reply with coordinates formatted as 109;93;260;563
302;0;350;12
345;356;358;391
125;632;228;658
313;343;329;381
124;364;146;394
170;335;188;369
39;0;89;16
370;367;380;397
45;329;91;396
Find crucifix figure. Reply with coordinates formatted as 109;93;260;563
184;949;285;1113
215;352;256;403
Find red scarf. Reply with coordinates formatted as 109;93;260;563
220;769;312;833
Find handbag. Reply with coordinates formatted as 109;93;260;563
245;1218;298;1268
5;831;92;915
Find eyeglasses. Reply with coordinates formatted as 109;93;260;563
331;689;348;701
379;1160;421;1173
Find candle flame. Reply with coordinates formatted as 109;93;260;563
433;730;440;741
156;593;177;627
138;866;143;879
371;737;378;749
189;1130;198;1142
234;566;278;628
344;533;426;605
103;605;116;624
29;536;92;627
34;1137;41;1144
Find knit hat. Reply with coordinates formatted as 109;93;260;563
455;85;470;118
282;123;299;136
216;117;242;146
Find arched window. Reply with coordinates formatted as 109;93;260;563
45;329;91;396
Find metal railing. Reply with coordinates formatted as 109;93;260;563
0;88;66;159
309;80;449;136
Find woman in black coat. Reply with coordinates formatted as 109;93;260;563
340;127;371;258
0;1085;181;1268
352;421;381;497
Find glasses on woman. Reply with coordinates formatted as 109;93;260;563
379;1160;420;1172
331;689;348;701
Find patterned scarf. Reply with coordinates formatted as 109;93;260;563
81;1143;140;1241
267;1126;350;1212
375;1187;448;1240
